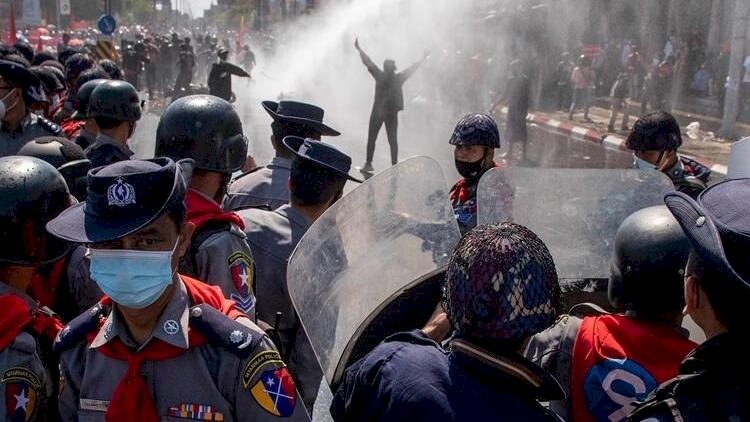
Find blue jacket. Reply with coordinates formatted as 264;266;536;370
331;330;564;421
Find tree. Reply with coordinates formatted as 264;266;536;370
718;0;750;139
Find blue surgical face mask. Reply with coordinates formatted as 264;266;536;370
633;154;657;171
89;239;179;309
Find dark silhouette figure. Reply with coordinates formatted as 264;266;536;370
355;38;428;171
208;49;250;102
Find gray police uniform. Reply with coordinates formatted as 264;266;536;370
238;204;322;412
0;113;63;157
55;277;310;421
0;283;55;422
182;199;258;318
84;133;134;169
224;157;292;211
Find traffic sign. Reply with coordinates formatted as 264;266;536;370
59;0;71;15
97;14;117;35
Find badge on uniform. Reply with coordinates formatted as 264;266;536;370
107;177;136;207
249;367;296;417
2;367;40;422
228;251;256;314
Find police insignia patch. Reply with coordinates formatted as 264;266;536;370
107;177;136;207
241;350;283;389
250;367;296;417
2;367;41;422
228;252;256;314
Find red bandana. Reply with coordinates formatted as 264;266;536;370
0;293;63;351
89;275;244;422
185;189;245;232
60;118;84;139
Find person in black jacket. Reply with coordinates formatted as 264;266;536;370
355;38;428;172
208;48;250;102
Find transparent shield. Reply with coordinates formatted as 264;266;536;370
477;167;675;280
287;156;461;387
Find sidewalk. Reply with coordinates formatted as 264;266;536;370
495;104;733;176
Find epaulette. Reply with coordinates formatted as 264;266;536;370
189;304;264;359
231;165;265;183
36;115;63;136
53;302;109;353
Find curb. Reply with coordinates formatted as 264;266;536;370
494;107;727;177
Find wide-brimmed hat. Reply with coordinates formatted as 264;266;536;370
46;158;194;243
664;178;750;291
262;100;340;136
282;136;362;183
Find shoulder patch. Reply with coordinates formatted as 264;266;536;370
241;350;284;389
53;303;109;353
189;304;262;359
228;251;256;314
3;366;42;421
248;366;297;417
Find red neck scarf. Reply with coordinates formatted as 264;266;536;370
185;189;245;231
450;162;499;203
89;275;243;422
0;293;63;351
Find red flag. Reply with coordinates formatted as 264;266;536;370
9;0;17;44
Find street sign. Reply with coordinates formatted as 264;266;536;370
97;14;117;35
59;0;71;15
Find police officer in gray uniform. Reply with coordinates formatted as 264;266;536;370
0;156;71;421
224;100;340;211
47;158;310;422
84;80;141;168
0;60;63;157
155;95;258;317
238;136;361;412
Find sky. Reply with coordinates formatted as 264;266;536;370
173;0;212;17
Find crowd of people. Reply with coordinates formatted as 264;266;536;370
1;24;749;422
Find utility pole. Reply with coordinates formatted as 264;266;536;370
719;0;750;139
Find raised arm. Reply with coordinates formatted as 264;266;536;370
355;38;380;77
399;51;429;82
226;62;250;77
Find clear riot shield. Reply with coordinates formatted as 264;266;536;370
477;167;675;281
727;136;750;179
287;156;461;389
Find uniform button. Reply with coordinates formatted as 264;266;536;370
696;216;706;227
191;307;203;318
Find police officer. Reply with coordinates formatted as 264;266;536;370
208;48;250;102
47;157;310;421
0;60;63;157
155;95;257;317
224;100;341;211
525;205;696;422
70;78;109;149
0;156;70;421
331;222;564;421
627;111;710;199
238;136;361;412
628;179;750;421
448;113;511;234
84;80;141;168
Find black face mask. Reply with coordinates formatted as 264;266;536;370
455;158;486;179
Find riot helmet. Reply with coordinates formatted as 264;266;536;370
449;113;500;148
626;111;682;152
17;137;91;201
609;205;690;318
88;80;142;122
73;78;108;120
0;156;72;265
155;95;248;174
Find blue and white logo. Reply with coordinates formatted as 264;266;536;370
584;358;658;422
107;177;136;207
